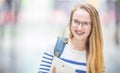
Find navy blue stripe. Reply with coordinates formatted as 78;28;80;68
39;68;49;71
38;71;47;73
44;52;53;58
60;58;86;66
41;60;52;64
42;56;53;61
40;64;51;67
75;69;86;73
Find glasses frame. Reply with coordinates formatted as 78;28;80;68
71;19;91;29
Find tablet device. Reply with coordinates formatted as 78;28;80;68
50;56;76;73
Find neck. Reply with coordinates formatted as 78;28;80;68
68;38;87;51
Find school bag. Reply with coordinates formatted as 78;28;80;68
54;36;68;57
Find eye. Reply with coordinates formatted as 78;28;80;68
83;22;89;25
73;20;79;24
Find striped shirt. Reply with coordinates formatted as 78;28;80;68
38;39;86;73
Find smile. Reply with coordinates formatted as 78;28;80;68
75;30;85;35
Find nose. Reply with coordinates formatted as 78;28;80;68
77;23;83;29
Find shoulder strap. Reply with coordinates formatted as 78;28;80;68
54;36;68;57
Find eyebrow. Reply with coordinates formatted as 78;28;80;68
72;19;91;23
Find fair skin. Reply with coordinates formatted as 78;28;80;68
52;8;91;73
70;8;91;51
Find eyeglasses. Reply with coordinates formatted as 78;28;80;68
72;19;91;29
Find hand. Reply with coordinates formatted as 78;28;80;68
52;67;56;73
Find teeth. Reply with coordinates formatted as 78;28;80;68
77;32;83;34
76;31;84;35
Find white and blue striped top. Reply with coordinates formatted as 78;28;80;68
38;39;86;73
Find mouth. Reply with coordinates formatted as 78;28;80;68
75;30;85;36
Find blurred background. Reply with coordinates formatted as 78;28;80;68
0;0;120;73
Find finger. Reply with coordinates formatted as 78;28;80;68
52;67;56;73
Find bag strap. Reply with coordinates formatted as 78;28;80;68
54;36;68;57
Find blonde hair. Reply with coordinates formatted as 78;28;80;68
62;3;104;73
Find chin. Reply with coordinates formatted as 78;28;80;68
74;35;87;41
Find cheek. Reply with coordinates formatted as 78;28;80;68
71;26;75;33
87;27;92;35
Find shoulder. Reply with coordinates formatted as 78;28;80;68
42;37;57;55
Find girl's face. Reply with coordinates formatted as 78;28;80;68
71;8;91;41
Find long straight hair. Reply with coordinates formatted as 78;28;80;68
62;3;104;73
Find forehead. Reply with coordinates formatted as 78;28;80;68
72;9;90;22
